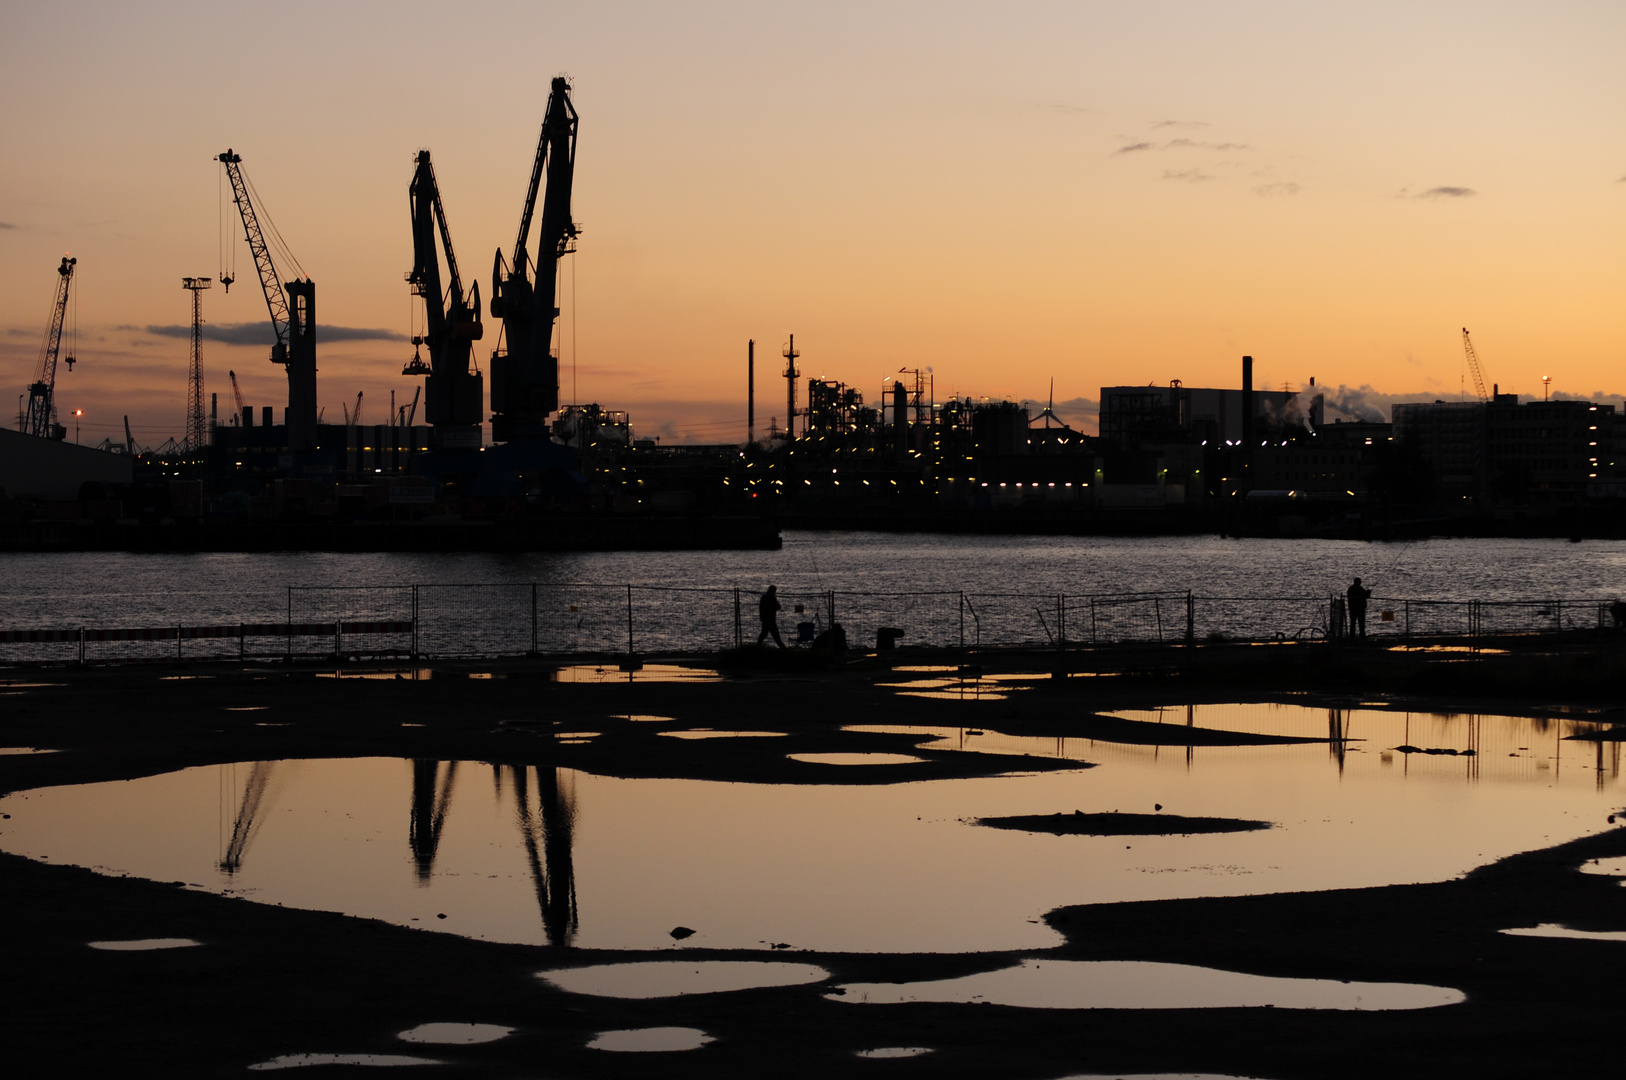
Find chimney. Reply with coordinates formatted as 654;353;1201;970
1242;355;1254;446
262;406;273;428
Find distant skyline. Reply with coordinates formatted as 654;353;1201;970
2;1;1622;445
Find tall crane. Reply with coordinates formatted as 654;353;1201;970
218;149;318;451
489;77;579;442
405;150;483;444
182;277;212;453
228;369;246;425
23;256;76;440
1461;328;1491;404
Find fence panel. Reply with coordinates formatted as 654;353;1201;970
833;591;962;651
630;587;735;655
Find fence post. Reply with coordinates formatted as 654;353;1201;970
78;627;85;666
626;585;634;657
1154;597;1164;642
411;585;420;661
240;623;245;662
1090;597;1098;645
1186;591;1194;646
286;586;293;661
177;625;182;661
734;589;742;651
1057;594;1065;655
828;590;836;632
530;583;538;656
959;592;965;650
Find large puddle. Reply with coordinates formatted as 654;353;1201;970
0;704;1619;954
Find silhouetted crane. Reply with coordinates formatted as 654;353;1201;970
406;151;483;441
1461;328;1491;404
23;256;76;440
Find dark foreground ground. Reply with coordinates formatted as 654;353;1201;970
2;639;1624;1077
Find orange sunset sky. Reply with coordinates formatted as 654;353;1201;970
2;1;1623;447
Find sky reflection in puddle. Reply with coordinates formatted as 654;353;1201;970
1501;924;1626;942
660;730;788;740
832;959;1463;1010
787;752;924;765
0;703;1619;954
396;1022;512;1044
87;938;200;951
248;1053;443;1069
856;1046;933;1058
539;960;828;998
588;1027;712;1052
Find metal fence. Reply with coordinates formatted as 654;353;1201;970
2;583;1621;665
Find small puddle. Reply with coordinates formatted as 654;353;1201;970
0;747;58;756
1579;856;1626;878
660;730;788;740
587;1027;713;1052
830;959;1464;1010
552;664;721;684
317;670;432;681
88;938;200;951
249;1053;443;1070
619;714;676;723
554;732;600;740
397;1022;513;1044
1501;924;1626;942
788;752;924;766
856;1047;933;1059
224;706;269;712
541;961;829;998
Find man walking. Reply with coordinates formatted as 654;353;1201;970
758;585;785;648
1347;577;1372;640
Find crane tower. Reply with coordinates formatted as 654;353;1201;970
182;277;212;452
1461;328;1490;404
23;256;77;440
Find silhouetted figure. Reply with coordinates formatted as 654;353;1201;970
1611;599;1626;632
758;585;784;648
1347;577;1372;639
812;622;848;662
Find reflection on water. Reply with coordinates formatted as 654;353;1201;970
88;938;200;951
856;1047;933;1058
1;709;1621;953
249;1053;442;1070
539;960;829;998
832;959;1464;1010
587;1027;712;1052
396;1023;512;1045
1500;924;1626;943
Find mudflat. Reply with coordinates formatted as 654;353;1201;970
1;643;1623;1077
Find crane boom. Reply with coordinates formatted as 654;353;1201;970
490;77;579;441
229;370;246;417
23;256;76;440
218;149;318;451
1461;328;1490;404
406;150;483;436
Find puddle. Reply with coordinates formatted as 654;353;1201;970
397;1022;513;1044
317;670;432;681
551;664;721;684
1579;856;1626;878
87;938;200;951
540;960;829;998
831;959;1464;1010
787;752;925;766
249;1053;443;1070
660;730;788;740
587;1027;713;1052
160;675;214;681
1501;924;1626;942
618;714;675;723
554;732;600;739
224;706;269;712
857;1047;933;1059
2;712;1620;954
0;747;58;756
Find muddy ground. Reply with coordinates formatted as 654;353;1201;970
1;639;1623;1077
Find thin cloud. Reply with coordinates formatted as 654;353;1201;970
1255;182;1301;197
0;221;16;230
1114;141;1153;154
144;322;406;345
1162;169;1212;183
1042;102;1090;115
1165;138;1250;152
1417;186;1476;199
1616;174;1626;183
1153;119;1207;129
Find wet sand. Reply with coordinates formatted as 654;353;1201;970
2;642;1624;1076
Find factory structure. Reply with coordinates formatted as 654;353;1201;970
4;79;1622;545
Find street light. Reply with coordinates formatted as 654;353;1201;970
1542;376;1551;402
74;409;82;444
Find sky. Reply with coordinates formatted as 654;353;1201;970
2;1;1623;446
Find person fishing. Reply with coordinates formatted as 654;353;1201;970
757;585;785;648
1347;577;1372;640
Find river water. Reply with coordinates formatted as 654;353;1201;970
2;534;1624;658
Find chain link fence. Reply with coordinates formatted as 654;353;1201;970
1;584;1621;664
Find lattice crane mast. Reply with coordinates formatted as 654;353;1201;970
182;277;212;453
23;256;76;440
489;77;579;442
1461;328;1491;404
405;150;483;441
218;149;318;451
229;369;246;424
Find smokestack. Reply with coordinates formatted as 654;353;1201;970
893;379;909;460
1242;355;1254;446
747;339;755;447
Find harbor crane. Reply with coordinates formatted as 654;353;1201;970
182;277;212;453
229;370;246;425
23;256;76;440
406;150;483;443
489;77;579;442
1461;328;1491;404
218;149;318;451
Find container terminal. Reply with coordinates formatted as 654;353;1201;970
6;79;1626;550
